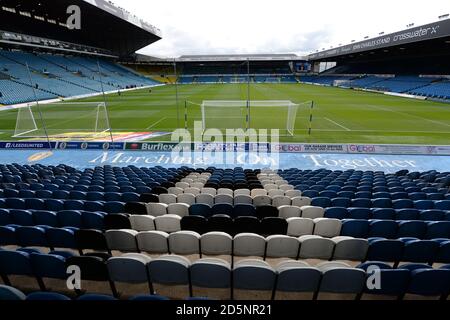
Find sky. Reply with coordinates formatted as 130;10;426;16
110;0;449;58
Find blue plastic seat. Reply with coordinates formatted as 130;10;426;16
369;220;398;239
45;199;64;212
348;208;371;219
414;200;435;210
435;200;450;210
46;228;77;249
401;239;440;264
341;219;370;238
396;209;420;221
324;207;348;219
393;199;414;209
351;198;372;208
420;210;445;222
398;221;427;239
84;201;105;213
25;198;46;210
311;197;332;208
426;221;450;239
0;209;12;226
104;201;125;214
16;226;48;247
26;292;71;301
58;210;82;228
0;285;26;300
372;208;395;220
372;198;392;209
0;226;17;246
407;269;450;298
6;198;26;209
366;238;404;262
10;209;34;226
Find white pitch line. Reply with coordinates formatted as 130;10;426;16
146;117;167;130
324;117;351;131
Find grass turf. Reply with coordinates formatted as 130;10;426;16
1;83;450;144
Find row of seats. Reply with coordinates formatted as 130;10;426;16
0;286;169;301
304;189;449;200
3;225;449;266
0;189;143;202
310;197;450;210
324;207;450;221
1;249;449;300
0;198;126;213
3;205;449;240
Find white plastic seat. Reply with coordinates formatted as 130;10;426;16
176;193;195;205
285;190;302;198
146;203;168;217
200;232;233;261
252;195;272;206
291;196;312;207
268;189;285;198
233;233;266;259
168;187;184;195
298;235;335;261
214;194;234;205
159;194;177;205
265;235;300;260
168;231;201;256
251;189;268;197
105;229;138;253
195;193;214;206
175;182;190;190
286;218;314;237
234;189;251;197
301;206;325;219
136;231;169;254
201;188;217;196
130;215;155;231
234;195;253;205
313;218;342;238
272;196;291;208
278;206;301;219
332;237;369;263
217;188;233;197
154;214;181;233
167;203;190;217
184;187;200;195
264;184;279;191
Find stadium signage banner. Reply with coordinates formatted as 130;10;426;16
125;142;190;151
309;19;450;60
55;142;124;151
346;144;450;155
0;142;56;149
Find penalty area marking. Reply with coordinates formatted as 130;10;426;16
146;117;167;130
324;117;351;131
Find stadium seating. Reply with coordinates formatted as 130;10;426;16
1;164;450;300
0;50;159;105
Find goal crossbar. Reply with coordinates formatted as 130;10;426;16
200;100;302;136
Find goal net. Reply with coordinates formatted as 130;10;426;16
201;100;305;136
13;102;112;141
230;77;247;84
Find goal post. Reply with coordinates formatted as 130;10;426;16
200;100;309;136
13;102;112;141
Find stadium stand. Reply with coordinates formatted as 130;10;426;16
0;164;449;300
0;50;159;105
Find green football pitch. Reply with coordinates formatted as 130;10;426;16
1;83;450;144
